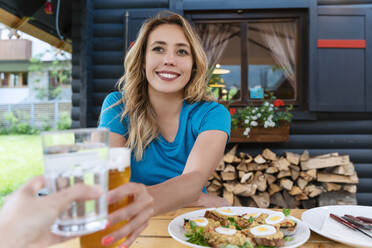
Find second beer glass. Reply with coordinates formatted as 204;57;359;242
80;147;132;248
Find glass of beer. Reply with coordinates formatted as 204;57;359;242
80;147;132;248
40;128;109;236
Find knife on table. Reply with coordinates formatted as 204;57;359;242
343;215;372;230
357;216;372;224
330;213;372;240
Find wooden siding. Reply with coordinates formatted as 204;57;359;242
72;0;169;127
71;0;82;128
183;0;312;10
72;0;372;206
0;40;32;60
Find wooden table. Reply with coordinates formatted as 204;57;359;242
51;208;352;248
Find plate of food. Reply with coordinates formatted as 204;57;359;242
168;207;310;248
302;205;372;248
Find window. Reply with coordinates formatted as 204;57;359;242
0;72;28;87
195;22;241;101
248;21;297;101
191;11;306;108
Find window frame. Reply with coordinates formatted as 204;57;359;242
0;71;28;88
187;10;308;110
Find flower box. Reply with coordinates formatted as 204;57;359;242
230;121;290;143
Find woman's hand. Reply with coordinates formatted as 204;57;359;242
102;183;154;248
0;175;102;248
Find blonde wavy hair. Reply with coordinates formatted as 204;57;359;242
116;11;214;160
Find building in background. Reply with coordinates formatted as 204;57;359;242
0;22;71;104
0;22;72;129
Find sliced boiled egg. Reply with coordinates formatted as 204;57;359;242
190;217;208;227
243;212;261;220
265;212;285;225
250;224;277;237
215;207;237;217
215;227;237;236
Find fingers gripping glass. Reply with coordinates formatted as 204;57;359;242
41;128;110;236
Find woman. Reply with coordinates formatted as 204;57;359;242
99;12;231;244
0;176;153;248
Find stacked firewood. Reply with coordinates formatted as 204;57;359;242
206;146;359;208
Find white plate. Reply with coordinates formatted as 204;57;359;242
302;205;372;248
168;207;310;248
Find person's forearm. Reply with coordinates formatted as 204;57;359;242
147;171;205;216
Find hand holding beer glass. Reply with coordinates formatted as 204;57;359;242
80;148;155;248
80;147;132;247
41;128;154;247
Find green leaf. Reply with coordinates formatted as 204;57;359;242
189;220;197;230
186;232;209;246
240;241;254;248
282;208;291;217
227;217;241;230
248;216;254;224
185;232;193;238
284;236;295;241
185;223;208;247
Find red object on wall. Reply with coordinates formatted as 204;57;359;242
44;0;53;15
317;39;366;48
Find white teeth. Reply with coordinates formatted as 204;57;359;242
158;73;178;79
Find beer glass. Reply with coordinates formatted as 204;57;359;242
40;128;109;236
80;147;132;248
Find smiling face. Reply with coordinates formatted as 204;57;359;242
145;24;193;97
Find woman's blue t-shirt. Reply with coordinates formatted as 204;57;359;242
99;92;231;186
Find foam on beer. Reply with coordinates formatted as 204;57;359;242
109;148;131;171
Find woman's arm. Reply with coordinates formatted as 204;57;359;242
108;129;228;215
109;132;127;147
147;130;228;215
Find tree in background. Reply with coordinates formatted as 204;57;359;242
28;47;71;100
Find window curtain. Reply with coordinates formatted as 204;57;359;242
195;23;239;81
256;22;296;92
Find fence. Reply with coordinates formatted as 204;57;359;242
0;101;72;129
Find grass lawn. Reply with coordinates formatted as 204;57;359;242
0;135;43;206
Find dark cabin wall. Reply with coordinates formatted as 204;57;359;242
305;2;372;205
71;1;81;128
71;0;169;128
72;0;372;205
